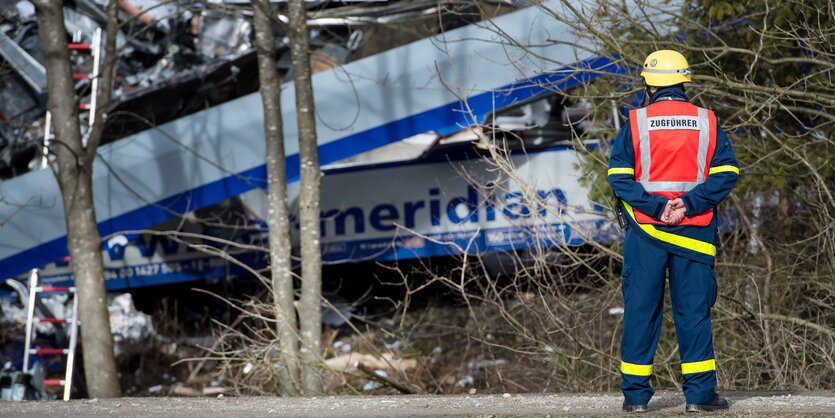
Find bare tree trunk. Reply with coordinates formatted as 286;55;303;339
287;0;323;394
34;0;121;398
252;0;300;396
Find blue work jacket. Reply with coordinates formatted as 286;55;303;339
607;86;739;264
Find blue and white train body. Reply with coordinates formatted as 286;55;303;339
0;0;645;290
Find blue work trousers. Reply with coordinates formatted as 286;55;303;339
620;228;718;405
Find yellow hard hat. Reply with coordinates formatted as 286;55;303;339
640;50;692;86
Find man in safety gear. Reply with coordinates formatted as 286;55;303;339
608;49;739;413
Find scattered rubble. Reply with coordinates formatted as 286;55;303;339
1;280;155;354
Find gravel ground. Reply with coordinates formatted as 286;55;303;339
2;391;834;417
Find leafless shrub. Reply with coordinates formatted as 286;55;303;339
404;0;835;393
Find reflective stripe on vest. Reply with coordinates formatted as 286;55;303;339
635;107;711;193
629;101;717;227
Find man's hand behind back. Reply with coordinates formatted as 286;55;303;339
661;198;687;225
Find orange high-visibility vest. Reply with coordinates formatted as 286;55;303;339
628;100;717;226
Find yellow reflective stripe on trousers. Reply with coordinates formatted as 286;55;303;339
708;165;739;175
621;201;717;257
681;359;716;374
621;362;653;376
608;167;635;176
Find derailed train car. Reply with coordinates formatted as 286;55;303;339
0;0;638;290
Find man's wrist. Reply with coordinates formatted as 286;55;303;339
681;195;695;217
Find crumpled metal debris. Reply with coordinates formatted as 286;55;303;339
0;361;45;401
1;279;67;335
108;293;155;354
1;280;155;356
0;0;508;181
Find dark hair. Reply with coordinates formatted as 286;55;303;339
643;83;686;106
644;82;686;91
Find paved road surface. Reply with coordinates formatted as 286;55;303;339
2;391;834;416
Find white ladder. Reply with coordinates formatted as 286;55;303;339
22;269;80;401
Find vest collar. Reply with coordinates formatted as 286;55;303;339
650;86;689;104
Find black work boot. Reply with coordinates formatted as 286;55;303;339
685;395;729;412
622;400;649;413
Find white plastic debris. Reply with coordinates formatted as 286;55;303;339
242;363;254;374
608;307;625;315
147;385;163;393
